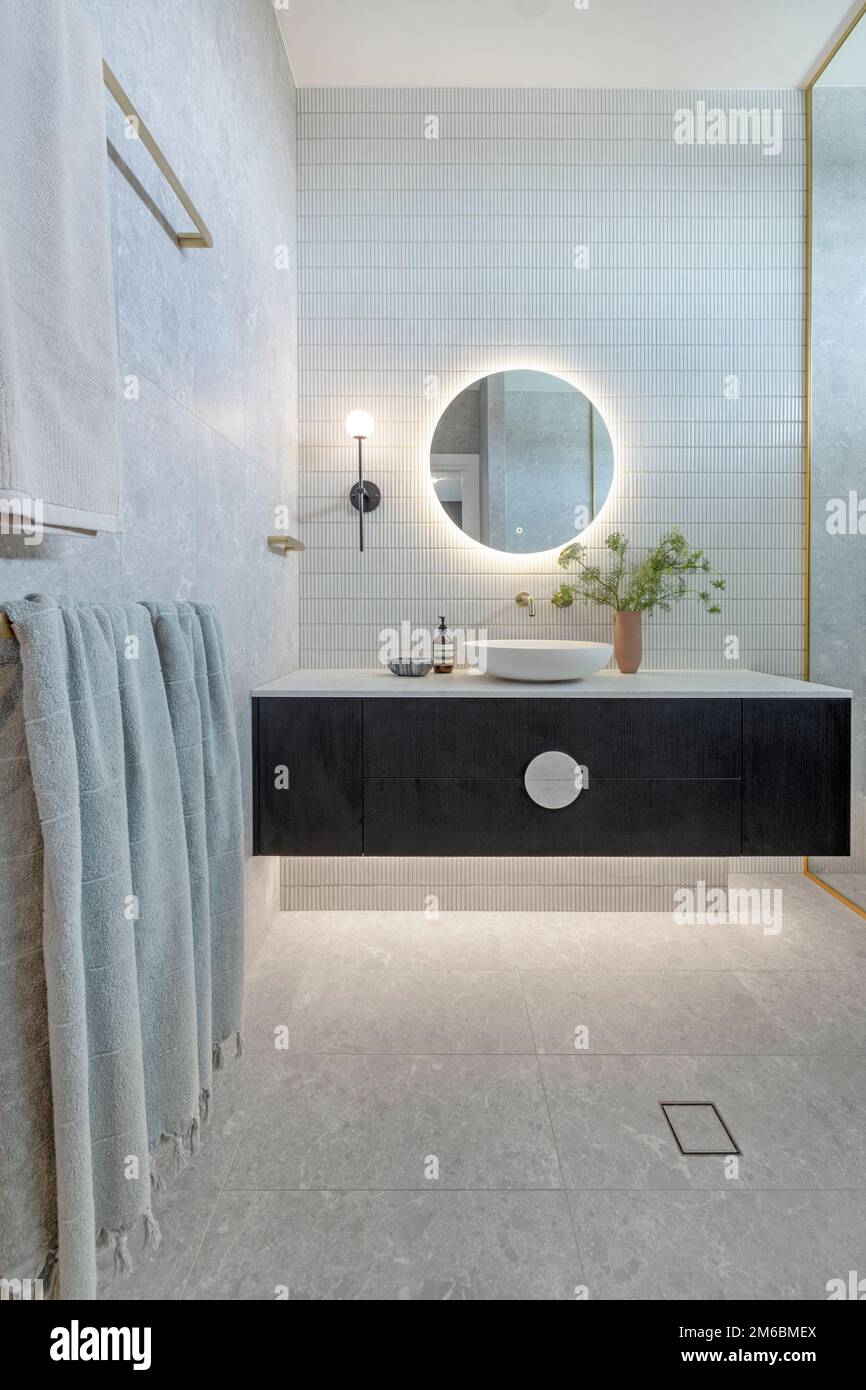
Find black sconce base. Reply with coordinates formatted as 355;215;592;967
349;481;381;513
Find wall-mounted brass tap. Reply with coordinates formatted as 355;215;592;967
515;591;536;618
516;589;574;614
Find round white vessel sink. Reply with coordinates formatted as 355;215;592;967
466;639;613;682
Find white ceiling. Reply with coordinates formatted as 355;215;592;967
277;0;861;89
816;9;866;84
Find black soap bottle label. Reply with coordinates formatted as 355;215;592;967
433;616;453;673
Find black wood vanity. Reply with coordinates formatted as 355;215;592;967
252;671;851;858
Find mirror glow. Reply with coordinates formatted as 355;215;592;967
429;370;614;554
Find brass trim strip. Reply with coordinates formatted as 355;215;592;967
801;2;866;916
804;80;812;684
103;61;213;249
804;866;866;921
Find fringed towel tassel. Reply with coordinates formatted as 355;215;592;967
38;1249;58;1300
188;1114;201;1156
113;1229;133;1279
149;1143;166;1192
143;1212;162;1255
212;1032;243;1068
172;1133;188;1175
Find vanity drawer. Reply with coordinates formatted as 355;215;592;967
363;698;741;781
742;698;851;855
254;697;363;855
363;777;742;856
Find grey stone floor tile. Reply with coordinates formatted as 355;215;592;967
184;1190;582;1300
522;969;785;1054
540;1054;866;1190
567;1189;866;1300
96;887;866;1302
283;969;535;1053
224;1053;563;1190
97;1187;220;1301
728;875;866;969
815;873;866;914
148;962;306;1191
170;1058;255;1190
241;958;305;1062
734;970;866;1055
560;915;824;972
257;907;851;973
256;909;600;970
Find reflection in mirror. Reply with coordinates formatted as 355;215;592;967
429;370;613;553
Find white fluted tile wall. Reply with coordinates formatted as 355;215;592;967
280;855;799;913
289;87;805;910
298;87;804;671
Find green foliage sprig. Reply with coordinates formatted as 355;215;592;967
553;529;725;615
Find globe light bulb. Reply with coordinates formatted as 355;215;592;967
345;410;374;439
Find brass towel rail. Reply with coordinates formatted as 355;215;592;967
0;69;213;635
1;529;305;637
102;60;213;250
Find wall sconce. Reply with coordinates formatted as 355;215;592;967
346;410;380;552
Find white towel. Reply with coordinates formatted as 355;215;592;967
0;0;121;532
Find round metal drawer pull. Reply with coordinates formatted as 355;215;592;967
524;751;584;809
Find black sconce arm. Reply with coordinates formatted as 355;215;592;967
348;435;381;552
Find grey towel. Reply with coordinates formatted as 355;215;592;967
0;635;57;1290
0;598;244;1298
141;603;245;1096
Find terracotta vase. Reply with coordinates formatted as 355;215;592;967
614;611;642;674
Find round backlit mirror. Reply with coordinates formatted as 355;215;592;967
429;370;614;554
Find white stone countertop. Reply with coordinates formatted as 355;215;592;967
252;668;853;699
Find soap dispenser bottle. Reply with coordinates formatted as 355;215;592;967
433;616;453;674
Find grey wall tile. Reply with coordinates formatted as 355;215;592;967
119;369;197;600
2;0;299;957
195;247;246;451
194;421;246;662
108;163;197;411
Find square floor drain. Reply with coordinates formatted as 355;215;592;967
661;1103;741;1156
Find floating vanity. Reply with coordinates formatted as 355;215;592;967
251;669;851;859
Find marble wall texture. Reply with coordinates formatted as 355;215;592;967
808;86;866;902
0;0;299;961
284;86;804;909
